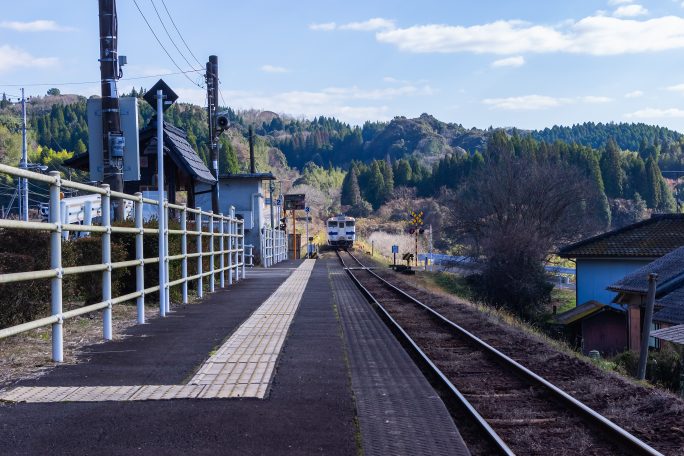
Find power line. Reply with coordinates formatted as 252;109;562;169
0;69;203;89
149;0;197;72
132;0;204;88
160;0;204;68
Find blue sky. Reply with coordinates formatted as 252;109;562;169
3;1;684;130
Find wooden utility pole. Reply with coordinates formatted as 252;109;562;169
206;55;220;213
98;0;125;220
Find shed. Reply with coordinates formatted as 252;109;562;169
554;300;627;355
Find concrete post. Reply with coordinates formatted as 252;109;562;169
135;193;145;324
101;184;112;340
209;211;215;293
219;214;225;288
49;171;63;362
181;206;188;304
197;209;203;298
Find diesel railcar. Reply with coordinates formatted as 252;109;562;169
327;215;356;248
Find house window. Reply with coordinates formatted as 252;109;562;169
649;322;661;349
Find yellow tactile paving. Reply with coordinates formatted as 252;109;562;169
0;260;315;403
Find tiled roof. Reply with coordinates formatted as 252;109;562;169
654;287;684;325
607;246;684;294
141;120;216;184
558;214;684;258
651;324;684;344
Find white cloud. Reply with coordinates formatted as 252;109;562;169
625;107;684;118
581;95;613;103
0;20;74;32
310;18;395;32
491;55;525;68
483;95;567;110
0;45;57;73
217;84;433;124
375;15;684;56
482;94;612;110
625;90;644;98
666;83;684;93
339;18;395;31
309;22;336;31
260;64;289;73
383;76;409;84
613;4;648;17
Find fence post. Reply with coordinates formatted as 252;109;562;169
60;200;68;240
135;192;145;324
164;202;170;314
219;214;225;288
49;171;63;362
181;206;188;304
209;211;215;293
82;200;93;238
197;208;203;298
228;206;234;285
101;184;112;340
241;220;246;279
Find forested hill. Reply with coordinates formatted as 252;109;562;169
529;122;683;153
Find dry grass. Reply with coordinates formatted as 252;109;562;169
0;304;159;390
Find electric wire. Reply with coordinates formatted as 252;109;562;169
0;69;204;89
149;0;198;72
160;0;203;68
132;0;204;88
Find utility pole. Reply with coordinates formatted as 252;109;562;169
637;273;658;380
206;55;220;213
248;125;256;173
98;0;125;220
19;88;28;221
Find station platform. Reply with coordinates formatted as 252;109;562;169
0;259;468;455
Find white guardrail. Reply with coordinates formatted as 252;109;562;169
0;163;246;362
260;227;287;268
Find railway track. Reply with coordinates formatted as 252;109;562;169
337;249;666;456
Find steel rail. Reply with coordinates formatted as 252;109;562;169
341;249;664;456
336;250;514;456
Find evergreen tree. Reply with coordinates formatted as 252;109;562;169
600;138;624;198
645;156;662;208
380;159;394;201
394;159;412;186
341;167;361;206
366;161;385;209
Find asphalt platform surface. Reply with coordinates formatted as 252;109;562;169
0;260;358;455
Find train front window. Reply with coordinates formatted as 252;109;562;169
338;222;345;228
346;221;355;227
328;222;336;228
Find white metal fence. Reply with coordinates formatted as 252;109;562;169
0;164;246;362
261;227;287;268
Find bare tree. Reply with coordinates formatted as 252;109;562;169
449;157;606;318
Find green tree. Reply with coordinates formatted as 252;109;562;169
341;167;361;206
366;161;385;209
645;156;662;208
75;139;87;155
47;88;61;96
380;159;394;201
394;159;412;186
600;138;624;198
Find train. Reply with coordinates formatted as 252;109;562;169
327;215;356;248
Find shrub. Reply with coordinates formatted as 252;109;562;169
613;349;682;391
